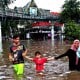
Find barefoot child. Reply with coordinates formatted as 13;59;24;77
24;51;54;75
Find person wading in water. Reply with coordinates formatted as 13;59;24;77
54;39;80;71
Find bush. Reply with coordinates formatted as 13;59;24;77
64;20;80;40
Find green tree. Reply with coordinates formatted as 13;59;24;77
0;0;16;8
65;20;80;40
60;0;80;23
0;0;16;37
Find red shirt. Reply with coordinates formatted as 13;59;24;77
33;57;47;71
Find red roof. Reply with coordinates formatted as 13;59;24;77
50;12;60;16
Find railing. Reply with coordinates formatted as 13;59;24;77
0;9;59;20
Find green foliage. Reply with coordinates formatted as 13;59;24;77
0;0;16;8
60;0;80;23
65;20;80;40
2;19;18;36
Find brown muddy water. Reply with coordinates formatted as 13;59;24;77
0;39;80;80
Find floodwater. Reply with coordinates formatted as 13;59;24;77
0;39;80;80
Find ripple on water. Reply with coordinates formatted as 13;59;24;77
2;40;79;80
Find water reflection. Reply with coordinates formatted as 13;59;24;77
0;39;80;80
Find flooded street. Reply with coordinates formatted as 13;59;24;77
0;39;80;80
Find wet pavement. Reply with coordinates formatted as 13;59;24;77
0;39;80;80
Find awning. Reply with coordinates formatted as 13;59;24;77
54;22;63;27
32;21;63;27
32;21;51;27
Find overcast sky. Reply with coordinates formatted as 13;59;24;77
9;0;65;12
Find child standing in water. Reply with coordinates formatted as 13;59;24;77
8;34;27;75
25;51;54;75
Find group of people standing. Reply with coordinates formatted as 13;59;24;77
8;34;80;77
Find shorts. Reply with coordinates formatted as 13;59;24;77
13;63;24;75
